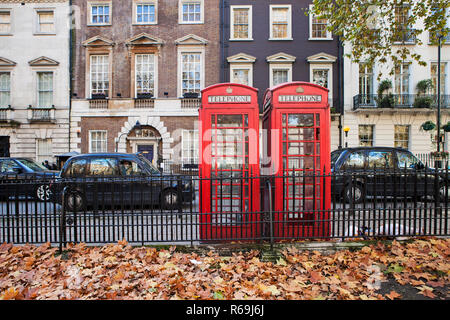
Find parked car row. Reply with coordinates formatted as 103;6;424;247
1;147;448;210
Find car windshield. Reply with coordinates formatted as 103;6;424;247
331;150;343;168
137;155;160;174
16;159;47;172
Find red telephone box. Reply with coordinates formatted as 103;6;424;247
199;83;260;240
262;82;331;239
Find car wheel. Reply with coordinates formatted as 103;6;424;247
36;184;52;201
343;183;364;204
65;190;85;212
161;189;179;210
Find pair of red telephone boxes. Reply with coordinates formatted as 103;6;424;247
198;82;331;241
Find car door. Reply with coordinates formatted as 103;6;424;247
339;150;366;202
118;158;154;206
87;157;119;208
0;159;27;198
367;150;395;198
396;150;427;198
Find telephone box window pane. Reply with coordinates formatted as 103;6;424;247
288;114;314;127
215;114;244;128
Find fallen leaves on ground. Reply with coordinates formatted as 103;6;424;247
0;238;448;300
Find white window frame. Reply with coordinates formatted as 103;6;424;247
269;5;292;41
308;4;332;40
310;64;333;106
394;125;410;150
431;61;448;95
133;0;157;25
179;0;204;24
359;125;375;147
269;64;292;87
36;71;54;108
36;138;53;165
0;72;11;108
89;54;110;98
0;9;12;35
177;46;205;97
182;129;198;163
35;8;56;35
89;130;108;153
230;5;252;41
135;53;157;98
87;1;112;26
229;63;253;87
394;62;411;95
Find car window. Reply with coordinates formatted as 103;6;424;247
368;151;394;169
396;151;422;169
137;155;160;174
343;151;365;169
16;159;46;172
119;159;144;176
0;160;19;173
65;158;88;177
88;158;119;176
331;150;343;168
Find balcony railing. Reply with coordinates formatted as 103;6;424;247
28;106;55;123
181;98;201;109
353;94;450;110
134;98;155;109
89;99;109;109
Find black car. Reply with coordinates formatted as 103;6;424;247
54;153;194;212
0;157;58;201
331;147;447;203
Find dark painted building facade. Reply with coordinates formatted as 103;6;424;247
220;0;342;115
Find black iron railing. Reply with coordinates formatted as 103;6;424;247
0;167;449;247
353;94;450;110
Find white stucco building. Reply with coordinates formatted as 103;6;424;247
0;0;70;164
334;9;450;156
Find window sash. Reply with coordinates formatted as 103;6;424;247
312;69;329;88
272;69;288;86
36;139;53;164
90;131;107;153
271;7;289;39
181;53;201;94
359;125;374;147
311;16;328;38
91;4;110;24
232;68;250;85
0;72;10;107
394;125;410;149
37;11;55;33
182;2;201;22
394;63;410;95
37;72;53;108
0;12;11;33
431;62;447;95
136;4;156;23
359;64;374;96
90;55;109;97
182;130;198;162
232;8;249;39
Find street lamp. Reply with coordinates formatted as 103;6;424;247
343;126;350;148
115;120;142;152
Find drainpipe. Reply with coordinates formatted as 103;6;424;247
220;0;226;82
337;36;344;149
68;0;73;152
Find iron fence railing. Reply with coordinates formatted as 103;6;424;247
0;167;449;248
353;94;450;110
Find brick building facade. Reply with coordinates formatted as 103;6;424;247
71;0;220;166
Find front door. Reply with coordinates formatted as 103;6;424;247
0;136;10;157
137;145;154;163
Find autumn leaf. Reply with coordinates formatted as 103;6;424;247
309;270;323;283
213;291;224;300
0;288;19;300
386;291;402;300
417;286;436;299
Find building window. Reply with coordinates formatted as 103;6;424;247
231;68;250;86
135;54;155;97
312;68;329;89
89;3;111;25
36;10;55;34
394;125;410;149
90;55;109;98
359;63;374;103
0;11;11;34
431;62;447;95
36;139;52;165
309;5;331;40
394;63;410;104
0;72;10;107
180;52;201;95
272;69;289;86
134;2;157;24
182;130;198;163
37;72;53;108
359;125;374;147
89;130;107;153
269;5;292;40
179;0;203;24
230;6;252;40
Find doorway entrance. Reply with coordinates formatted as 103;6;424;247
0;136;10;157
137;144;154;163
